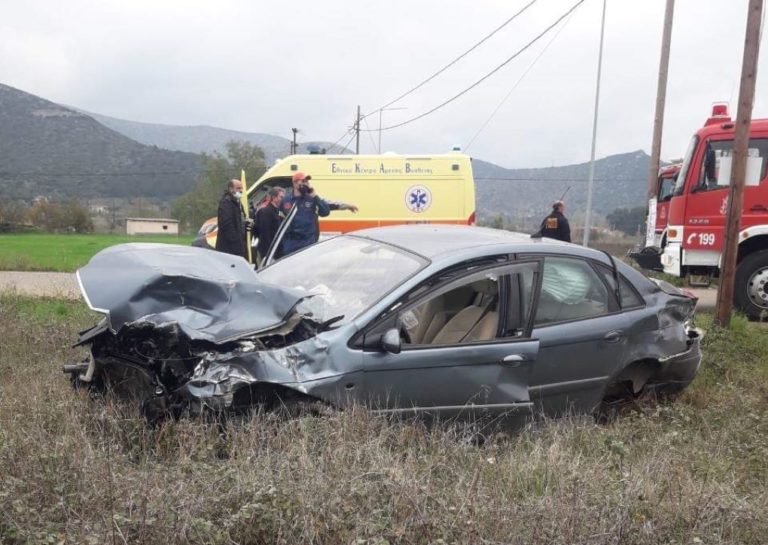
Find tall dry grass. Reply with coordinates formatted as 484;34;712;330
1;294;766;544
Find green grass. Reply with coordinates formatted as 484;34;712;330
0;295;767;544
0;233;195;272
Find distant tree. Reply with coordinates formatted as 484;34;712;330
606;206;646;236
0;200;29;225
172;140;267;232
489;213;505;230
60;201;94;233
26;200;93;233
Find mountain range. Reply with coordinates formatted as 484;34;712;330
83;110;346;163
0;82;652;220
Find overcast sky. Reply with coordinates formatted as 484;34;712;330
2;0;767;168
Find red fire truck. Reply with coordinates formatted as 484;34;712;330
629;163;680;270
658;104;768;319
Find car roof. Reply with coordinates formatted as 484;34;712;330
350;224;608;263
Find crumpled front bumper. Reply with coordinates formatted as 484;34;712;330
647;327;704;393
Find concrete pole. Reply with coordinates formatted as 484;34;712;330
716;0;764;327
582;0;607;247
647;0;675;201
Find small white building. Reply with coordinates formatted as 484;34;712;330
125;218;179;236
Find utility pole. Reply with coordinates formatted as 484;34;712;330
291;128;298;154
355;105;361;154
582;0;607;247
645;0;675;246
716;0;764;327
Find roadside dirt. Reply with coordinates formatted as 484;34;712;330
0;271;79;299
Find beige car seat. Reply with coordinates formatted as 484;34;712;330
431;280;499;345
404;285;475;344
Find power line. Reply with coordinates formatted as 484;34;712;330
0;169;211;177
361;0;586;132
465;10;575;151
325;129;355;153
361;116;379;152
475;177;648;182
340;131;357;154
370;0;541;114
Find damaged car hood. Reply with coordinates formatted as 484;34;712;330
76;243;307;343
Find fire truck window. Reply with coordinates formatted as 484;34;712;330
697;139;768;192
658;178;675;201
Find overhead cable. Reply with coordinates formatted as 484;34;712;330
361;0;586;132
465;10;575;151
370;0;541;114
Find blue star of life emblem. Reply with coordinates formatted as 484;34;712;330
405;185;432;213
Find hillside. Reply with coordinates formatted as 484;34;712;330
84;111;347;163
472;150;651;226
0;83;202;200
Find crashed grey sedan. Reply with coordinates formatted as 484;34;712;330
68;225;702;424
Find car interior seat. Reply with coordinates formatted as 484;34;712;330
404;285;476;344
430;279;499;345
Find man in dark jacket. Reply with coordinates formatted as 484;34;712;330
538;201;571;242
254;187;285;263
215;179;249;258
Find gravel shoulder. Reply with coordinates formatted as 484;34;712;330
0;271;80;299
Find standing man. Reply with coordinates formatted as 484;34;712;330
281;172;358;257
537;201;571;243
215;179;250;258
254;186;285;264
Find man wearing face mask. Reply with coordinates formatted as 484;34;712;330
215;179;251;259
281;172;358;257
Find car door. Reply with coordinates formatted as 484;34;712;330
526;255;629;416
358;261;541;426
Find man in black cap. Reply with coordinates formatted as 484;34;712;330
537;201;571;243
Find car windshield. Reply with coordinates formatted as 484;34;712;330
258;236;427;323
672;136;698;196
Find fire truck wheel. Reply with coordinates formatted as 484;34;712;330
734;250;768;320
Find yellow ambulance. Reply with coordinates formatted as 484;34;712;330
194;151;476;250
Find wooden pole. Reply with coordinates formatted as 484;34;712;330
355;105;361;155
715;0;763;327
647;0;675;201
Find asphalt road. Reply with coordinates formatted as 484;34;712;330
0;271;80;299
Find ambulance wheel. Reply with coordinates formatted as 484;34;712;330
734;250;768;320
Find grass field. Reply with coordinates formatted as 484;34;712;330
0;233;195;272
1;294;767;544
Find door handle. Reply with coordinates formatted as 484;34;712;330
502;354;526;367
603;330;624;343
750;204;768;212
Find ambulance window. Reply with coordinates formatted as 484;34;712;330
696;139;768;192
673;136;698;197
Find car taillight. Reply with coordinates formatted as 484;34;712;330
668;228;678;238
468;211;476;226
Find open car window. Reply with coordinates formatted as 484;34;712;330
397;262;539;347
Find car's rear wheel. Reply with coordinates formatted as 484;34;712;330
734;250;768;320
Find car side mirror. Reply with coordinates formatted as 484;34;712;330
381;328;402;354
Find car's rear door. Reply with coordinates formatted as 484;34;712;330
525;255;629;416
359;261;540;426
